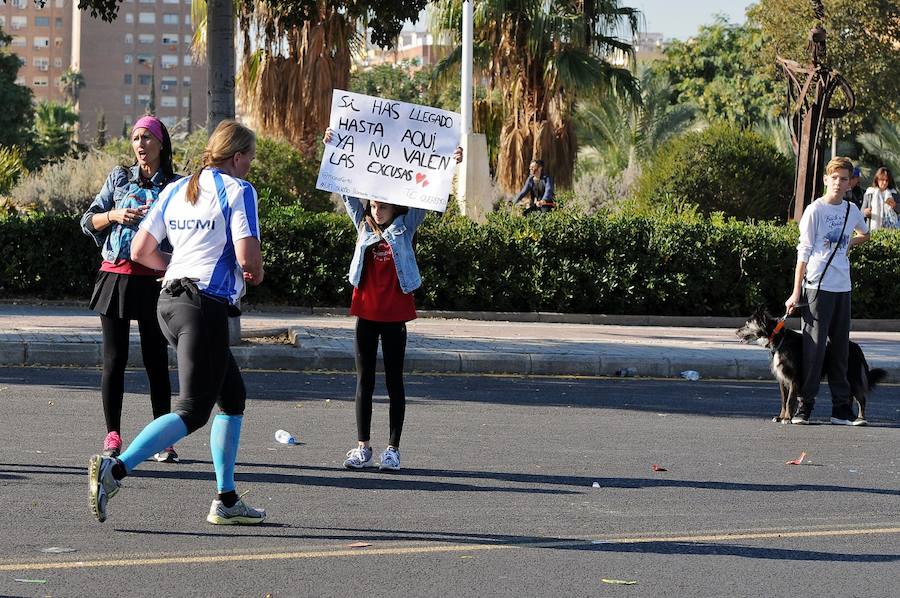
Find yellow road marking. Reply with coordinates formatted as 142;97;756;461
0;544;504;572
3;526;900;572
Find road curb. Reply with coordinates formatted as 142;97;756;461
1;340;897;382
6;300;900;331
0;338;769;380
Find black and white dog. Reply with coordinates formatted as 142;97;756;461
735;307;886;423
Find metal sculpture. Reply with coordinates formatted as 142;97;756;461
777;0;855;221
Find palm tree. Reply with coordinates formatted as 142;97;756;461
576;67;699;178
236;3;358;155
432;0;641;193
0;146;27;196
33;101;79;163
190;0;429;155
753;117;793;160
57;68;85;106
95;110;107;148
858;117;900;176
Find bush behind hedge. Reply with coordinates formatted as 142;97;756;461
634;122;794;221
2;210;899;318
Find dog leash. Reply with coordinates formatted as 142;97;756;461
768;313;788;353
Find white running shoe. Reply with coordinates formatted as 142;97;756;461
207;497;266;525
344;446;374;469
379;447;400;471
88;454;121;523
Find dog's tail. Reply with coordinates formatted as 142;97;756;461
868;368;888;390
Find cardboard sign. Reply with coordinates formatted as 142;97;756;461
316;89;461;212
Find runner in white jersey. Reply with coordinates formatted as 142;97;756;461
146;167;259;304
88;120;267;526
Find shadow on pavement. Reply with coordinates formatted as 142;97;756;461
4;461;898;498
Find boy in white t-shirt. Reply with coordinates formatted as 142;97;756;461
785;157;869;425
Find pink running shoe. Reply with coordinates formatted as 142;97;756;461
102;431;122;458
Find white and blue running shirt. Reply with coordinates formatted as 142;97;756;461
140;168;260;304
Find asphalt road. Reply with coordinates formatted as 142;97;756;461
1;367;899;597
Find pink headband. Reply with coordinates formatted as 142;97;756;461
132;116;164;143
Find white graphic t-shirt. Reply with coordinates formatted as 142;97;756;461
797;197;867;293
140;168;260;304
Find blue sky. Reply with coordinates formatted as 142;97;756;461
407;2;753;39
632;0;753;39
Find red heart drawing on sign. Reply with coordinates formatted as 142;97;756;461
415;173;427;184
421;180;429;187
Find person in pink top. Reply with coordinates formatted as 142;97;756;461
79;116;180;463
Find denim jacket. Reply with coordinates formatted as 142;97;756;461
343;195;426;294
80;165;178;263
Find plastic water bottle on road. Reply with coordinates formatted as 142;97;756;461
274;429;296;445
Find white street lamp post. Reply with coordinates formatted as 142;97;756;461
456;0;493;222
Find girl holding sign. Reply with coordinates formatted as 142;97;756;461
323;128;461;471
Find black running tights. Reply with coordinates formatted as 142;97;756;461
354;318;407;448
156;289;246;433
100;312;171;433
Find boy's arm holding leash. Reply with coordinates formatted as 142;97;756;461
785;261;807;315
786;211;814;314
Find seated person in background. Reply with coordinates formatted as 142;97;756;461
515;159;555;215
844;166;864;209
861;166;899;230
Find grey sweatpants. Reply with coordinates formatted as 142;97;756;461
800;289;851;406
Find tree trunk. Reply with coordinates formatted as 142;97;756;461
207;0;235;133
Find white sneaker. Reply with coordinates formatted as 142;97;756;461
88;454;121;523
379;447;400;471
206;497;266;525
344;446;374;469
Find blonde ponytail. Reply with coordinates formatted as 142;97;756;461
184;120;256;205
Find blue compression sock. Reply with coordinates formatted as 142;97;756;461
210;414;243;493
118;413;188;472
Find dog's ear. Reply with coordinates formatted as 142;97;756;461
753;305;767;319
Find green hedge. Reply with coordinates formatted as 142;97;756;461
3;209;899;318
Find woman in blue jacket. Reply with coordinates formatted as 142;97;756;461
79;116;179;463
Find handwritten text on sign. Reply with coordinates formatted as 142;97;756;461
315;90;461;212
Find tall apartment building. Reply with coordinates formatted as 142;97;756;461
72;0;208;141
0;0;71;103
1;0;207;142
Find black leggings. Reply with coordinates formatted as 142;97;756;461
354;318;407;448
156;286;245;434
100;312;171;433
